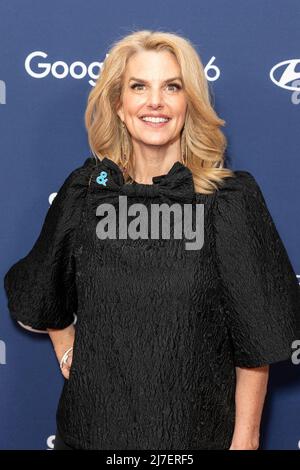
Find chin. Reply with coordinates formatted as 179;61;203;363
138;133;172;143
140;140;171;147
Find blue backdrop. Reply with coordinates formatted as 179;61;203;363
1;0;299;450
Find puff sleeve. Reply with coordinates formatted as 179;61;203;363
214;170;300;367
3;157;95;332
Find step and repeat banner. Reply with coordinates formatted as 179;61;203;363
0;0;299;450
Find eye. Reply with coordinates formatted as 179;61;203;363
130;83;145;91
167;83;182;91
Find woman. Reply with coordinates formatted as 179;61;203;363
4;30;300;451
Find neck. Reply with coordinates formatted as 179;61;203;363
128;139;183;184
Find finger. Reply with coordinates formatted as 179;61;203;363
62;368;69;380
61;362;70;373
65;357;71;367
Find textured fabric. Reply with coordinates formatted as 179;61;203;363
4;156;300;450
54;428;75;450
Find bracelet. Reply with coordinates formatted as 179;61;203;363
59;347;73;370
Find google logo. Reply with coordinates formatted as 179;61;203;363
25;51;105;86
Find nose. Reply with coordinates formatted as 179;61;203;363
147;87;164;108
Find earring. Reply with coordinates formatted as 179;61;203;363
120;121;130;172
181;128;188;166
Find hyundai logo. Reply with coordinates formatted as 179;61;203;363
270;59;300;91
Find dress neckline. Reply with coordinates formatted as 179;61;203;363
89;155;195;203
101;156;187;187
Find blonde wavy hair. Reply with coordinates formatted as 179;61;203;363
85;29;236;194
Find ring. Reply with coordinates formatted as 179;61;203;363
59;347;73;370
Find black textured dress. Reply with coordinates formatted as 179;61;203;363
4;156;300;450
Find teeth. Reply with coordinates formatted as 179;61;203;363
141;117;169;123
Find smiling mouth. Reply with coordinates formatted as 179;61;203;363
139;117;171;127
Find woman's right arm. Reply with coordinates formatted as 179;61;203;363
47;323;75;380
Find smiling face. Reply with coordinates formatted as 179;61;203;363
116;50;188;149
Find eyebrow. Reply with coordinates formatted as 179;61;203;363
128;76;183;83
